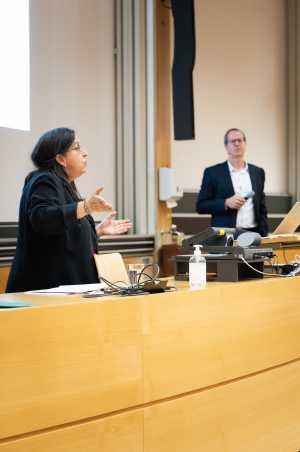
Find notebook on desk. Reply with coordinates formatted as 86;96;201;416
272;202;300;234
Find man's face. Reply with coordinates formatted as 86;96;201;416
225;130;246;161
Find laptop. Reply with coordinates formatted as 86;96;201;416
273;202;300;234
94;253;130;285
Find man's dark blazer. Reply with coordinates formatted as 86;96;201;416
196;161;268;236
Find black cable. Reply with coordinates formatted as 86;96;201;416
137;263;160;286
99;276;130;294
99;263;161;296
239;256;290;278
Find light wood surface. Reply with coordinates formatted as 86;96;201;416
262;233;300;244
0;266;9;293
143;278;300;401
0;411;143;452
0;296;144;439
144;360;300;452
1;277;300;450
273;246;300;263
262;234;300;263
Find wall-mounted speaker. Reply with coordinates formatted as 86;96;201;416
171;0;196;140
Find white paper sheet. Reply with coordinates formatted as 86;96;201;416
26;283;105;295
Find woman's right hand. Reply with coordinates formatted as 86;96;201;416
85;187;113;213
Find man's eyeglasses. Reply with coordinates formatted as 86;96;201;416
227;138;245;145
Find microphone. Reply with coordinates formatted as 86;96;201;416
237;231;261;247
244;191;255;200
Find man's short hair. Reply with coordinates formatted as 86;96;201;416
224;128;246;145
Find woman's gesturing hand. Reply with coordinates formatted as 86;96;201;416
85;187;113;213
96;211;133;237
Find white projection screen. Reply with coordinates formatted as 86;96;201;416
0;0;30;131
0;0;116;222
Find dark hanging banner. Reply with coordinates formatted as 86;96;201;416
171;0;196;140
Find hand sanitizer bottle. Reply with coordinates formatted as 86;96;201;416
189;245;206;290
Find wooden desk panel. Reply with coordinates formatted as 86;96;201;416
2;360;300;452
0;298;144;439
1;278;300;450
0;410;143;452
143;278;300;401
144;359;300;452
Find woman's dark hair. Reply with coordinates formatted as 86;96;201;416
29;127;82;201
31;127;75;169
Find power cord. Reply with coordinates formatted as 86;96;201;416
99;263;162;296
137;263;160;285
239;255;300;278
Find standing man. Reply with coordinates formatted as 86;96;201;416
196;128;268;236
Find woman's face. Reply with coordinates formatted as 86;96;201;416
56;137;88;181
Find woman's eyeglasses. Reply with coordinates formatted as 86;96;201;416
70;143;85;154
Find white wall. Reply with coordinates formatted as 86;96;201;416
172;0;287;194
0;0;115;221
0;0;288;221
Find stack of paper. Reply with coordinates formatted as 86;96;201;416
26;283;105;295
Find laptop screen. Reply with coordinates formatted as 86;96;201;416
273;202;300;234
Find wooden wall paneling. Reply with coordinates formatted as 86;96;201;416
155;0;172;244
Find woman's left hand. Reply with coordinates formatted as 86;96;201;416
96;211;133;237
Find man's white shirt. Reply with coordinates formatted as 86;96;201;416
227;161;256;229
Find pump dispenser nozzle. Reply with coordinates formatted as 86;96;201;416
193;244;202;255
